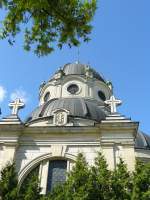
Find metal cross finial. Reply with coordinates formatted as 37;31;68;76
105;95;122;113
9;98;25;115
77;46;80;63
75;45;80;64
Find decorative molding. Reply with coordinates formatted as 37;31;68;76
0;144;3;151
52;109;69;126
66;82;82;95
51;145;67;157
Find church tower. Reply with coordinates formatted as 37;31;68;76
0;62;150;194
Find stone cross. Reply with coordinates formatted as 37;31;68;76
9;98;25;115
105;95;122;113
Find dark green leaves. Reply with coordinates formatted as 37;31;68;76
131;160;150;200
0;154;150;200
0;162;18;200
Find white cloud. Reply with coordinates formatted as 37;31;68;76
0;85;6;102
10;88;28;103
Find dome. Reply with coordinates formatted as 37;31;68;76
135;131;150;150
59;63;106;82
26;98;106;124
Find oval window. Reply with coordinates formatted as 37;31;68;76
98;91;106;101
44;92;50;102
67;84;79;95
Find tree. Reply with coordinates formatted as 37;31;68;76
1;154;150;200
21;175;41;200
131;160;150;200
89;152;112;200
19;166;41;200
0;161;41;200
110;158;132;200
44;185;65;200
0;0;97;56
0;162;18;200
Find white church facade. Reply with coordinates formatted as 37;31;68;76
0;62;150;194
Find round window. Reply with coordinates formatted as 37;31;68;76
67;84;79;95
44;92;50;102
98;91;106;101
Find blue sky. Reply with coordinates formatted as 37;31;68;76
0;0;149;134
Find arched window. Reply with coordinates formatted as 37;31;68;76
21;159;68;194
98;90;106;101
47;160;67;192
44;92;50;102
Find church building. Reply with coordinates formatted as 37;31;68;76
0;62;150;194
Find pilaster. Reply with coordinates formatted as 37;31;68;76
100;114;138;171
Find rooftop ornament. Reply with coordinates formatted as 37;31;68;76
9;98;25;115
105;95;122;113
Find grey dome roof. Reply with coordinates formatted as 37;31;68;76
62;63;106;82
26;98;106;123
135;131;150;149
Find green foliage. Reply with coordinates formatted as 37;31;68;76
89;152;112;200
45;184;65;200
0;154;150;200
91;152;111;200
110;158;133;200
19;165;41;200
62;153;91;200
0;161;41;200
0;162;18;200
0;0;97;56
23;175;41;200
131;160;150;200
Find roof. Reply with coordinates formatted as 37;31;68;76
26;98;106;123
135;131;150;150
53;63;106;82
25;97;150;151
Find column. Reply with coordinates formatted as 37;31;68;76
39;160;49;194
